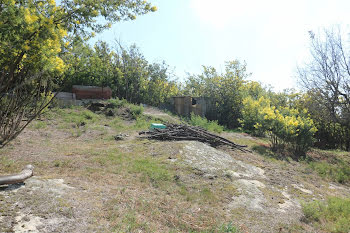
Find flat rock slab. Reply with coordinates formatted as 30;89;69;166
0;177;89;233
179;141;265;179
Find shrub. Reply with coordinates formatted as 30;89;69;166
129;104;144;119
107;98;128;108
189;112;224;133
309;161;350;183
240;96;317;157
302;197;350;233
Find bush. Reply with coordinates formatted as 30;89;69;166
107;98;128;108
309;161;350;183
189;113;224;133
302;197;350;233
129;104;144;119
240;96;317;157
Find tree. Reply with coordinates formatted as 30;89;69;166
0;0;156;147
298;28;350;150
183;60;250;128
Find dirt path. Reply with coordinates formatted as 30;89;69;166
143;106;180;123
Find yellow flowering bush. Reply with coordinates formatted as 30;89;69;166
240;96;317;156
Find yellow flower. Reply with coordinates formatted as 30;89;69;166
24;8;38;24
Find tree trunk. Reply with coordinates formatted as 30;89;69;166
0;165;34;185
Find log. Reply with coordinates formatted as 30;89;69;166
0;165;34;185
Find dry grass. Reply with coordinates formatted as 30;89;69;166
0;107;243;232
1;106;350;232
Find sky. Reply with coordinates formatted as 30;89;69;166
91;0;350;91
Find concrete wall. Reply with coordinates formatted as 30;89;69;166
53;92;78;107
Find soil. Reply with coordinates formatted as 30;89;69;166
1;106;350;232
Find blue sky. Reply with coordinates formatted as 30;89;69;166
91;0;350;91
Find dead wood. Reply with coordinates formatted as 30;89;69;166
0;165;34;185
139;124;249;152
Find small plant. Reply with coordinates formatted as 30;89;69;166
107;98;128;108
189;112;224;133
302;197;350;233
130;158;171;187
129;104;144;119
308;161;350;183
219;222;240;233
133;116;149;130
32;121;47;129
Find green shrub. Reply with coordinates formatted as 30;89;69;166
107;98;128;108
240;96;316;157
189;113;224;133
129;104;144;119
302;197;350;233
309;161;350;183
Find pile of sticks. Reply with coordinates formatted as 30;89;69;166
139;124;249;152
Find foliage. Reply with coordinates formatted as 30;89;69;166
107;98;128;109
63;41;180;106
189;113;224;133
183;60;250;128
131;158;171;187
129;104;144;119
302;197;350;233
0;0;157;146
308;160;350;183
240;95;317;156
298;28;350;151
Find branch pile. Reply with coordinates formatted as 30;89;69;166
139;124;249;152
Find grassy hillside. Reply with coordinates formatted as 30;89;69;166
0;103;349;232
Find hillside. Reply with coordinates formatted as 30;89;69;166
0;104;350;233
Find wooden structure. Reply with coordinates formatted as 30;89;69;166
169;96;212;118
72;85;112;100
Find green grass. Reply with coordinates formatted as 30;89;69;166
30;121;47;129
133;116;150;130
189;113;224;133
110;117;127;130
0;156;18;173
129;104;144;119
52;107;100;128
302;197;350;233
130;158;171;187
107;98;128;108
308;160;350;183
218;222;241;233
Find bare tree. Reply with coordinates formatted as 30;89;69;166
298;27;350;150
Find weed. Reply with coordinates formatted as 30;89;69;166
130;158;171;186
200;187;217;203
107;98;128;108
308;161;350;183
31;121;47;129
218;222;241;233
0;156;18;173
189;113;224;133
110;117;127;130
133;116;150;130
302;197;350;233
129;104;144;119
